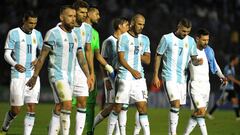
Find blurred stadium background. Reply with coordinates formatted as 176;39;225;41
0;0;240;134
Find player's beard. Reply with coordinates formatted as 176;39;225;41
63;23;74;31
76;18;83;26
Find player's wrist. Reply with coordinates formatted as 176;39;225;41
105;64;114;73
32;74;38;78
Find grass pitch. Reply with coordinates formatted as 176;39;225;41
0;102;239;135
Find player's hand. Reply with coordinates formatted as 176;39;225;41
90;73;95;84
87;76;94;92
152;76;161;88
88;73;95;91
104;78;112;91
31;59;38;69
15;64;26;73
26;76;37;90
220;77;228;86
197;58;203;65
105;64;116;79
130;69;142;79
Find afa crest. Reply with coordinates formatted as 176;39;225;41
81;31;85;36
32;38;36;44
185;43;188;48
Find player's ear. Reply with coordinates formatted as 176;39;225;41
22;17;27;24
130;21;134;28
60;14;63;22
195;36;199;42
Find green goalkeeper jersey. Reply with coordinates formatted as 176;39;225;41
91;28;100;53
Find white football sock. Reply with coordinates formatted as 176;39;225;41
184;116;197;135
24;112;35;135
76;108;86;135
48;111;60;135
169;107;179;135
60;110;71;135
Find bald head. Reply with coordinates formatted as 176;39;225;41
130;14;145;35
131;14;145;25
87;6;100;24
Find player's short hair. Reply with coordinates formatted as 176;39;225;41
230;54;238;62
178;18;192;28
131;13;145;23
113;17;129;31
23;10;37;21
88;5;99;13
60;5;74;15
196;28;210;37
72;0;89;10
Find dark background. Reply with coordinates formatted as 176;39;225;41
1;0;240;92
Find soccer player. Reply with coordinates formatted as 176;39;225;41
93;17;129;134
133;33;151;135
152;18;203;135
184;28;227;135
206;54;240;121
84;6;115;135
108;14;150;135
0;11;42;135
26;5;92;135
71;1;95;134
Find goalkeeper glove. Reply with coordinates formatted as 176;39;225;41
105;64;115;79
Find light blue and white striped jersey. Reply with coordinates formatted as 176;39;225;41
224;65;235;90
5;27;43;79
73;22;92;53
72;22;92;85
138;34;151;73
157;32;197;83
117;32;144;80
138;34;151;55
101;35;118;69
44;25;81;84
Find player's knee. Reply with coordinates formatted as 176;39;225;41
196;108;206;116
77;101;87;108
54;103;62;113
136;104;147;114
62;102;72;111
231;98;238;104
113;104;122;113
27;103;36;112
170;100;180;108
11;106;21;115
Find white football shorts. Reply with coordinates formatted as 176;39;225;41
163;81;187;105
10;77;40;106
115;78;148;104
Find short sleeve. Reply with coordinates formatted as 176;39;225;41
156;36;167;55
118;35;128;52
36;31;43;50
44;30;56;49
143;36;150;54
5;30;16;50
85;25;92;44
190;39;197;56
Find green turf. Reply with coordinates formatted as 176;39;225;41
0;102;239;135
